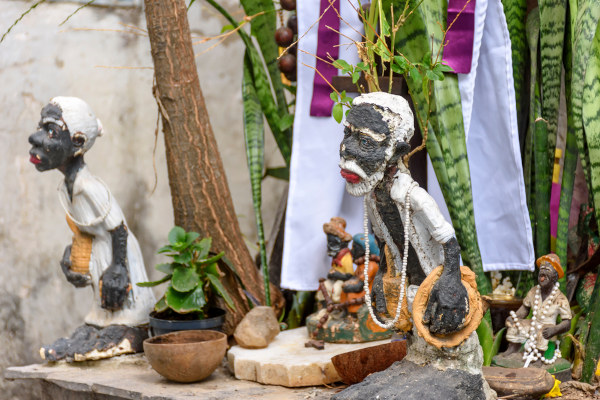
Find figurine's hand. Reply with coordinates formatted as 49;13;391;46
59;245;91;288
542;325;556;339
100;262;131;311
422;272;469;335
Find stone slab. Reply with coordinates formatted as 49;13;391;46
227;327;391;387
5;354;337;400
332;360;495;400
492;353;572;382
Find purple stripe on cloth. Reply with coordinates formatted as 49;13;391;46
443;0;476;74
310;0;340;117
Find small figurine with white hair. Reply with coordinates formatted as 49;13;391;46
28;97;155;362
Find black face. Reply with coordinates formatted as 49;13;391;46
350;241;365;260
538;263;558;290
340;104;392;177
326;234;349;257
28;104;77;172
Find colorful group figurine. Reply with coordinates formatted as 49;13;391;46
307;217;390;343
28;97;154;361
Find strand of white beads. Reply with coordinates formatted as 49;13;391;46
511;282;561;366
362;183;416;330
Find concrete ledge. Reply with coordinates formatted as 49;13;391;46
5;354;337;400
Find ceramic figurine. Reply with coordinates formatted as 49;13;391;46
28;97;155;362
315;217;354;304
499;254;572;367
307;223;391;343
335;92;492;399
341;234;381;314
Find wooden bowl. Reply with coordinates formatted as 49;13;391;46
331;340;407;384
143;330;227;383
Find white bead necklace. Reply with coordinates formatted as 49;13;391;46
511;282;562;367
362;182;417;330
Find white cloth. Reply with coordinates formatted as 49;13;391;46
429;0;535;272
58;166;155;327
282;0;535;290
281;0;364;291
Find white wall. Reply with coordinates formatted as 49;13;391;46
0;1;285;397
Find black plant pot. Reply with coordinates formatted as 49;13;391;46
149;308;226;337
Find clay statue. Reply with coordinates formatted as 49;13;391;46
315;217;354;304
28;97;155;361
341;233;381;314
500;254;572;367
334;92;491;399
307;220;391;343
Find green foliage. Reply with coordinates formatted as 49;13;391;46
242;51;271;306
137;226;234;319
476;316;506;366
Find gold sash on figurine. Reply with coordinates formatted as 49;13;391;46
66;214;93;274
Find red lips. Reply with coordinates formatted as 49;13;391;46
29;154;41;165
340;169;361;184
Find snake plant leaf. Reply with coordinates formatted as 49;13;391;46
477;318;494;366
502;0;529;141
165;285;206;313
243;51;271;306
265;167;290;181
136;274;172;287
525;8;541;244
539;0;566;162
384;0;491;294
240;0;289;114
204;0;292;167
583;25;600;231
571;0;600;190
207;273;236;311
172;265;200;293
534;83;551;257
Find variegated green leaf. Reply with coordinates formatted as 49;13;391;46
204;0;292;167
384;0;491;294
502;0;529;138
243;51;271;306
583;23;600;231
539;0;566;161
571;0;600;190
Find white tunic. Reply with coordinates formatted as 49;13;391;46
58;166;155;327
367;172;455;307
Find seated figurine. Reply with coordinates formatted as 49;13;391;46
502;254;572;366
28;97;155;361
307;225;391;343
341;234;380;314
315;217;354;304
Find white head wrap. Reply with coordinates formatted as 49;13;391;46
351;92;415;143
46;96;103;155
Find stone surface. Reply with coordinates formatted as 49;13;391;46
233;306;280;349
492;352;572;382
227;327;391;387
333;360;495;400
482;366;555;397
405;329;485;375
4;354;336;400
